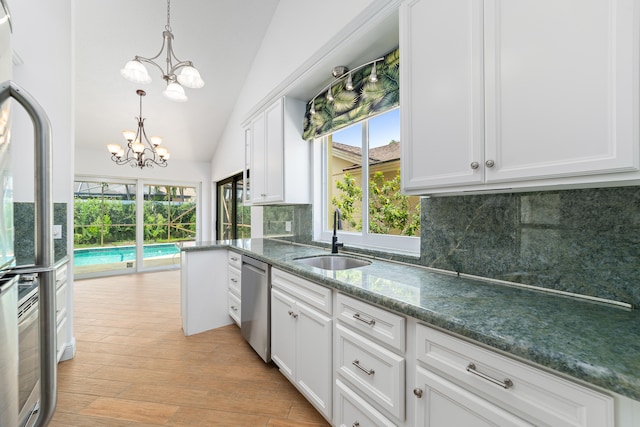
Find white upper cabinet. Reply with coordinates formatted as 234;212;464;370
247;96;311;205
401;0;640;195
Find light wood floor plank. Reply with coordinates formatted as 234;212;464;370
52;270;330;426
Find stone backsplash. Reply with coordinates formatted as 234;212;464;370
14;202;68;265
263;204;313;244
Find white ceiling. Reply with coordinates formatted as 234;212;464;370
73;0;280;162
74;0;400;164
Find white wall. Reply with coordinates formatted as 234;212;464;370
75;147;212;241
210;0;377;183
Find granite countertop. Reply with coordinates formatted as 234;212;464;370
181;238;640;401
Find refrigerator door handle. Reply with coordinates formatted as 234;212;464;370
0;80;56;427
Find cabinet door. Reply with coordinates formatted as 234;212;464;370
263;98;284;203
271;288;296;380
400;0;485;192
415;367;532;427
484;0;639;183
250;113;267;203
296;301;332;420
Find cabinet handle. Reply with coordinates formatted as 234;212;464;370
485;159;495;168
352;359;375;376
470;161;480;170
352;422;360;427
413;388;423;398
260;193;267;197
230;278;238;283
230;257;238;261
352;312;375;326
230;306;238;311
466;363;513;389
288;310;298;319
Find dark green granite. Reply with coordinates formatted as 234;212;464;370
263;204;312;243
181;238;640;401
14;202;68;265
421;187;640;307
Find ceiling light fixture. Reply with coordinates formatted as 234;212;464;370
309;57;383;114
120;0;204;102
107;89;170;169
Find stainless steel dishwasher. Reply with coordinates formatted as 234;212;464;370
241;255;271;362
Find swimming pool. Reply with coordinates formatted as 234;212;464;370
74;244;180;266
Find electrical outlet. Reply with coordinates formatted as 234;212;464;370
53;224;62;239
285;221;292;232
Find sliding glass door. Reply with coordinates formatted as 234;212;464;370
217;173;250;240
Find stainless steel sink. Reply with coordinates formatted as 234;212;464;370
294;255;371;271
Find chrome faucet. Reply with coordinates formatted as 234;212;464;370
332;209;343;254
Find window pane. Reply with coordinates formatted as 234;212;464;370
73;181;137;275
327;122;363;232
368;109;420;237
236;178;251;238
218;181;233;240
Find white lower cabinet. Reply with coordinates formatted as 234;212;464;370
271;268;333;421
55;262;70;362
413;324;614;427
335;379;397;427
227;251;241;326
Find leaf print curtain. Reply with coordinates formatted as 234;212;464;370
302;47;399;141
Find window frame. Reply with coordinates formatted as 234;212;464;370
312;111;420;255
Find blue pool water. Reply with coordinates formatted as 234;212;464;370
74;244;180;266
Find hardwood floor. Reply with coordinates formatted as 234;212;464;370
51;270;330;427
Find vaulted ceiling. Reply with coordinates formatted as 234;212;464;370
73;0;280;163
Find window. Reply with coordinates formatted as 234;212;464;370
217;172;250;240
319;108;420;253
73;179;197;276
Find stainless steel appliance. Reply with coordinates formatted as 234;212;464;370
0;275;19;427
241;255;271;362
18;275;39;427
0;0;58;425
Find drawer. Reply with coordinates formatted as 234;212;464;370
56;316;67;361
416;324;614;427
336;293;405;352
335;379;396;427
56;281;68;324
336;323;405;420
55;263;67;287
228;251;242;269
227;291;241;326
271;268;332;315
228;265;241;296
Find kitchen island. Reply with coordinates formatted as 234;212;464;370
181;238;640;422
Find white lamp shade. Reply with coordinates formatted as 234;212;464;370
156;147;168;158
163;152;170;160
120;60;152;84
107;143;121;154
150;136;162;146
177;66;205;88
163;82;188;102
122;130;136;141
116;148;125;158
132;141;145;153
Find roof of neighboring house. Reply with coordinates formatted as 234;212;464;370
332;140;400;167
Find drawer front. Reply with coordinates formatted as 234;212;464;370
227;291;241;326
55;263;67;287
336;323;405;420
228;251;242;269
335;379;396;427
416;324;614;427
56;281;68;324
228;265;241;296
336;293;406;352
56;317;67;361
272;268;332;315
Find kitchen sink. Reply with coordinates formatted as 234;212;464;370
294;255;371;271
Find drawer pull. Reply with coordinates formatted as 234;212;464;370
352;359;375;376
413;388;423;398
230;278;238;283
230;256;238;261
466;363;513;389
353;312;375;326
230;306;238;311
352;422;360;427
288;310;298;319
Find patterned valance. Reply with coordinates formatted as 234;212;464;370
302;47;399;141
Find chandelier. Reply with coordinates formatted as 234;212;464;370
120;0;204;102
107;90;170;169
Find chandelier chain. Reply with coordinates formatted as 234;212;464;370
166;0;172;32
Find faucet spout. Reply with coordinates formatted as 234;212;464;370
332;209;343;254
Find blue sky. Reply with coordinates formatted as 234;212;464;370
332;108;400;148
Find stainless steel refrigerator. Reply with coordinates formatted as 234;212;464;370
0;0;58;426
